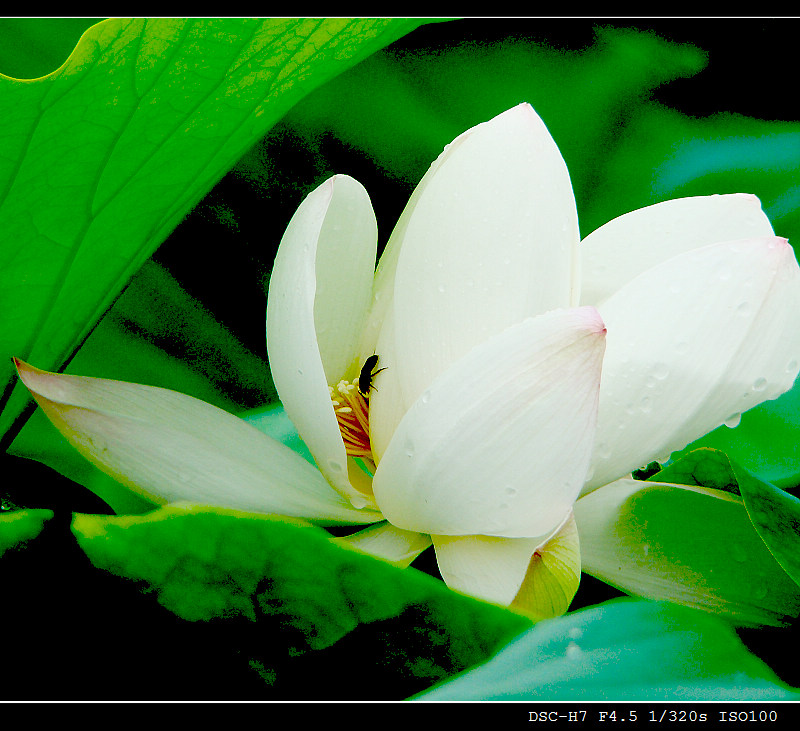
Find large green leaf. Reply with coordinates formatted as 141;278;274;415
71;504;533;694
416;598;800;700
0;17;425;441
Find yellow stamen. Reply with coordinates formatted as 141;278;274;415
329;378;372;460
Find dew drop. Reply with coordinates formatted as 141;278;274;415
752;377;767;392
596;442;611;459
421;390;431;404
640;396;652;413
327;459;344;473
787;360;798;374
724;413;742;428
565;641;583;660
404;439;415;458
642;543;650;557
652;363;669;380
737;301;752;317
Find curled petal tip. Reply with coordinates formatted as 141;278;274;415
12;357;36;384
576;305;607;335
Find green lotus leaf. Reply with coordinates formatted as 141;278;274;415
417;598;800;700
0;17;425;441
71;504;533;689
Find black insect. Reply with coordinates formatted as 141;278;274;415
358;354;386;398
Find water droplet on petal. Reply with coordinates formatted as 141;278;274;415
724;413;742;428
596;442;611;459
565;641;583;660
653;363;669;380
753;377;767;392
737;301;752;317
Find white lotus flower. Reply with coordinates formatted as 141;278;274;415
16;103;800;623
264;103;800;619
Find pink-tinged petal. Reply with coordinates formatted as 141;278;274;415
580;194;774;306
338;521;432;568
373;307;605;538
15;360;380;525
390;103;579;412
585;237;800;492
266;175;378;507
575;479;800;626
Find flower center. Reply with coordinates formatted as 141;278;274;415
329;379;373;460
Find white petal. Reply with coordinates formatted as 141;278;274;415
585;237;800;492
372;307;606;538
575;478;800;626
339;521;432;568
580;194;774;307
433;533;546;607
390;103;579;412
266;175;378;507
15;360;380;525
367;307;407;463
